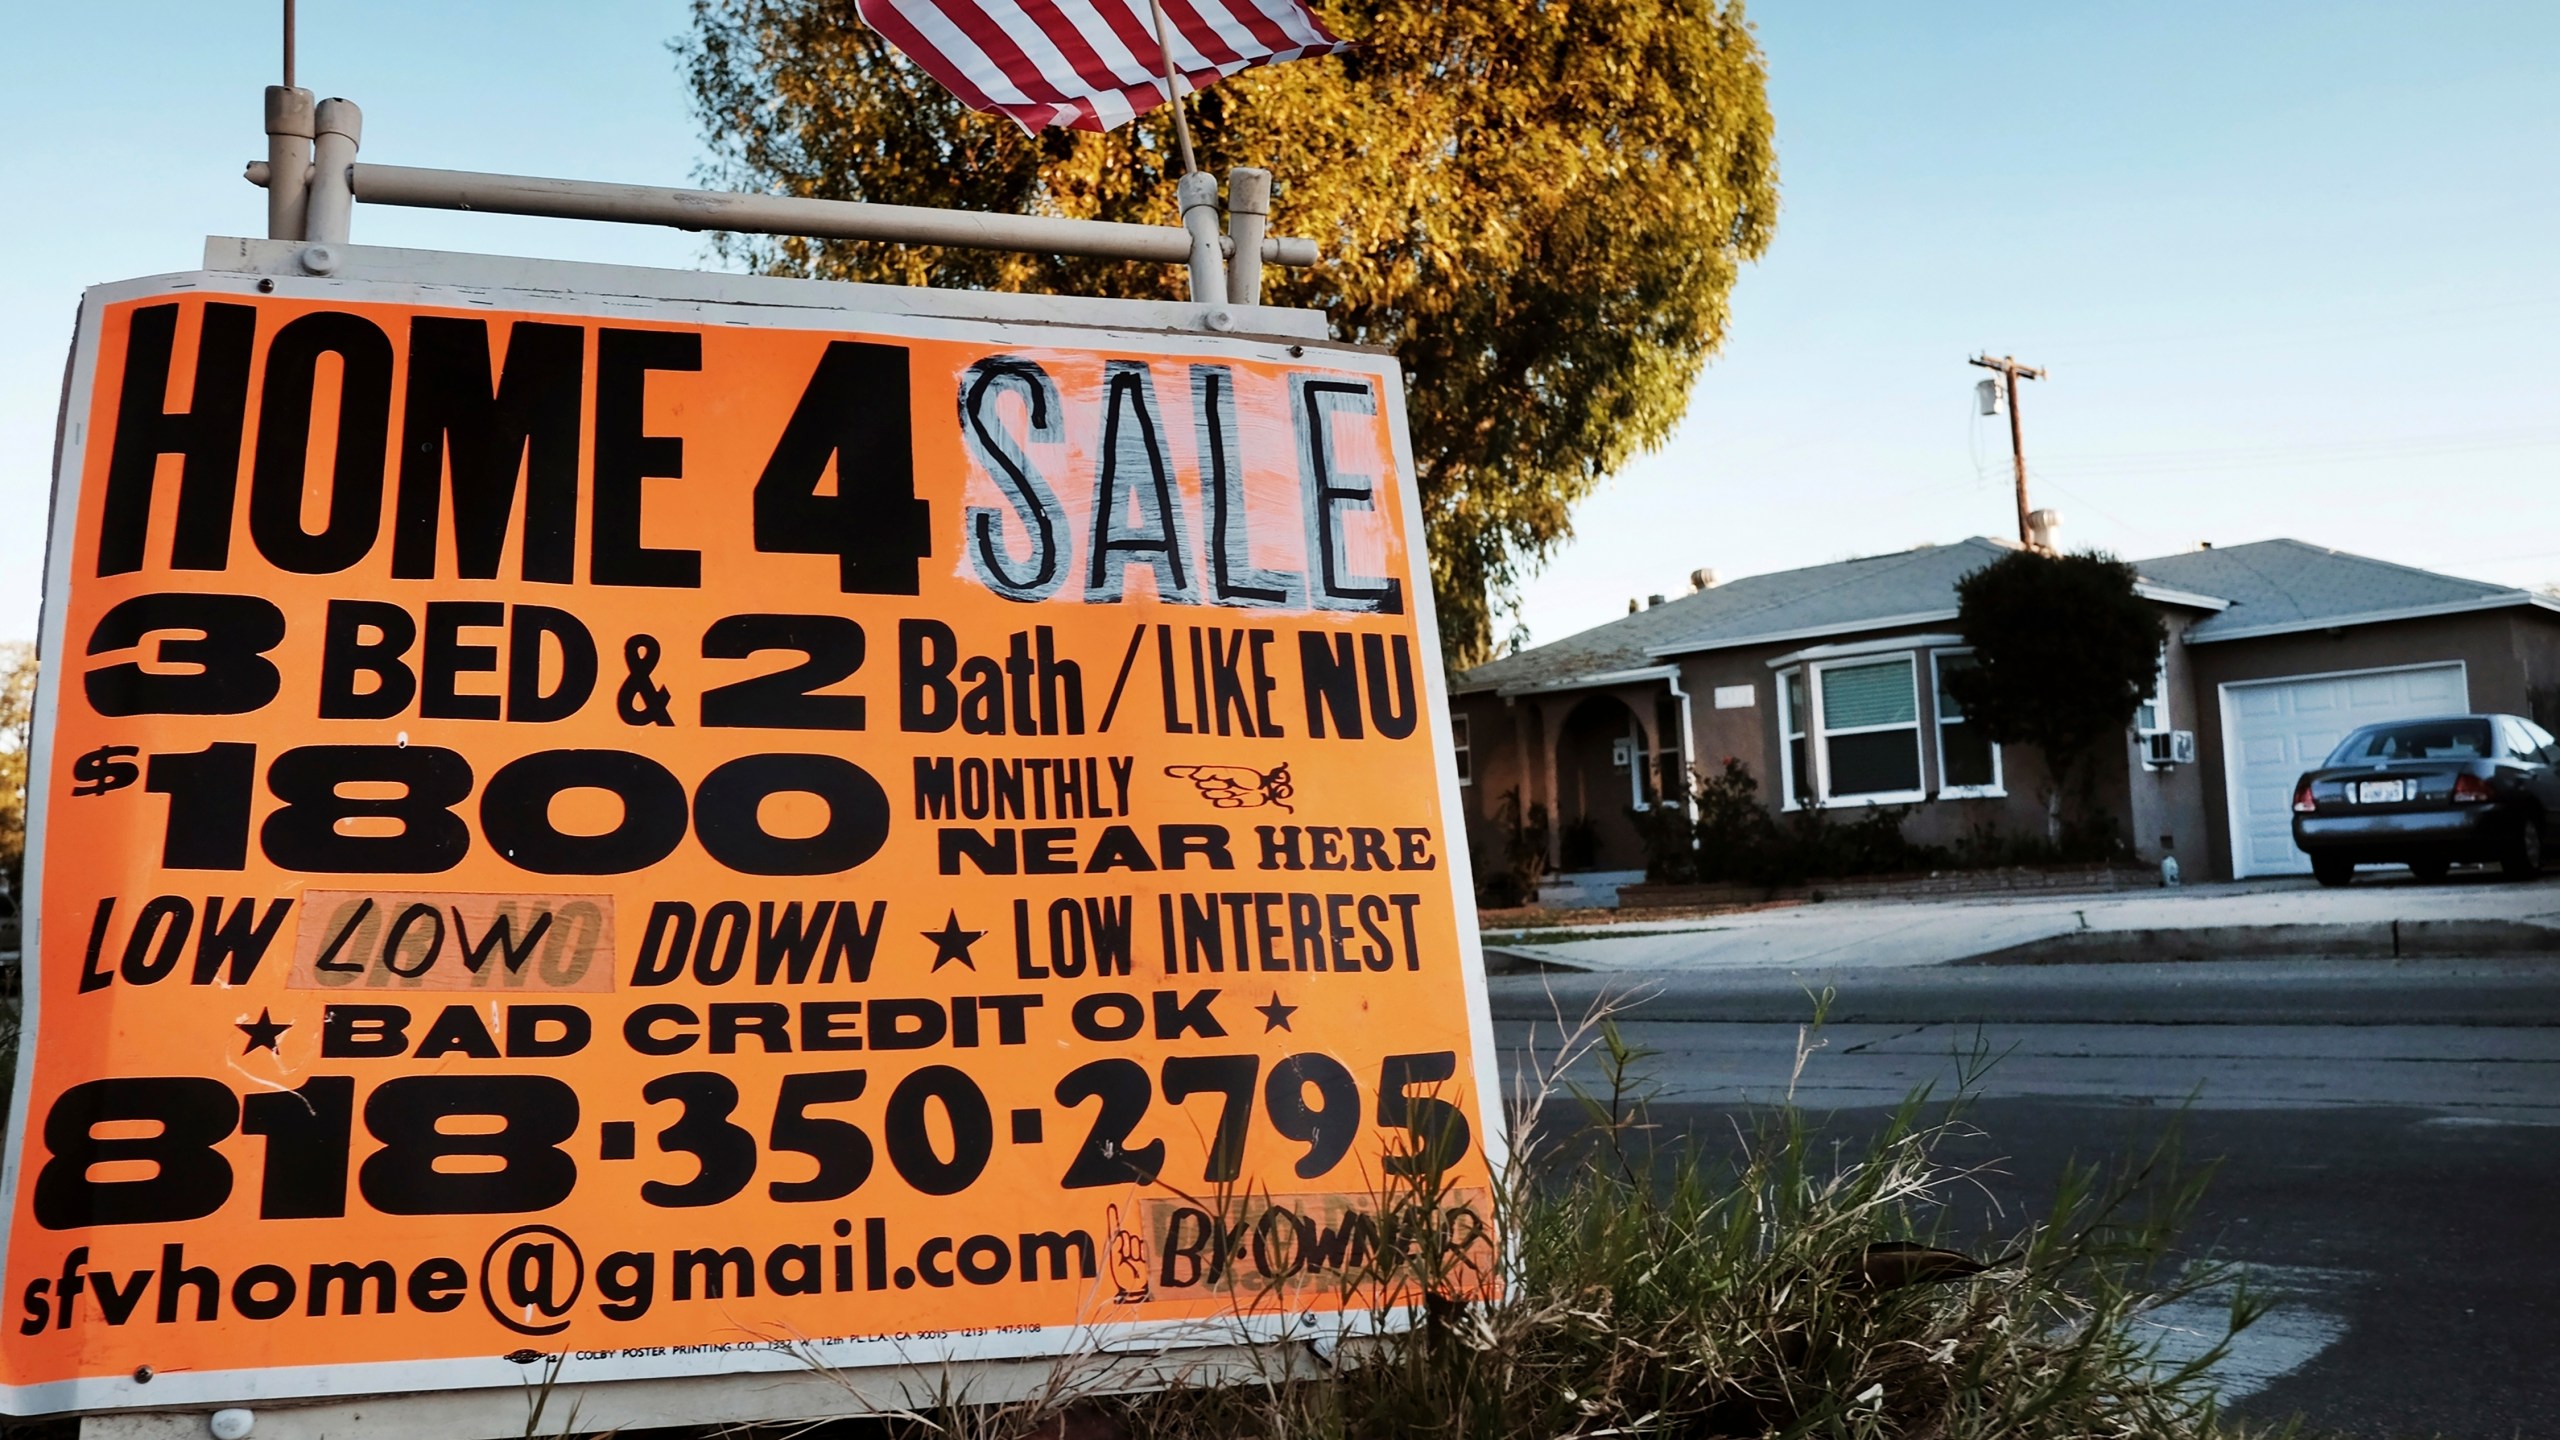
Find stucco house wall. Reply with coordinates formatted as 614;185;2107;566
2117;612;2215;871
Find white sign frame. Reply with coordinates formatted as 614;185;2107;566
5;242;1504;1430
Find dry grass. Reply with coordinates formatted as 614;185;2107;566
730;1001;2294;1440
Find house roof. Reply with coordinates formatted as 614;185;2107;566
1456;535;2551;695
1456;538;2014;694
2139;538;2543;643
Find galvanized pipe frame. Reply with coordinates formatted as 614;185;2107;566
249;154;1310;298
1222;168;1273;307
260;86;315;244
300;99;362;255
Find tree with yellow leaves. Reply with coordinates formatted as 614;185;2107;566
0;641;34;896
683;0;1778;664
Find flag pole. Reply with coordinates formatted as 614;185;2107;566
1145;0;1198;176
263;0;315;240
1145;0;1226;305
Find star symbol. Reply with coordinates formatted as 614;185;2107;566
923;911;986;971
237;1009;290;1053
1255;993;1298;1032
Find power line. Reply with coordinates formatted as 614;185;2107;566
1967;354;2046;549
2027;427;2560;481
2035;293;2560;361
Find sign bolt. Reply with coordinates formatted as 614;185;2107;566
210;1410;257;1440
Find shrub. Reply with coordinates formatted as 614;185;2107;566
1678;758;1942;887
1627;796;1698;884
1477;788;1553;909
1557;815;1602;871
1642;759;2137;891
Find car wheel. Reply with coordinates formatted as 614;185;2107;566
2312;855;2356;888
2408;859;2450;883
2503;817;2547;880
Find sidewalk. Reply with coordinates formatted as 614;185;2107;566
1481;873;2560;974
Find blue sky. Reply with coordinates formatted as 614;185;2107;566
4;2;2556;651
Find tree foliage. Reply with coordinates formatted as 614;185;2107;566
681;0;1778;663
0;641;35;894
1942;550;2165;804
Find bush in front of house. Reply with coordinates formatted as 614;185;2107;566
1477;787;1556;909
1627;793;1701;884
1641;757;1938;887
1634;759;2130;890
1556;815;1604;871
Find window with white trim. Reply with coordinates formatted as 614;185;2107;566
1451;713;1471;785
1651;693;1686;806
2133;643;2170;735
1778;667;1812;809
1813;655;1925;802
2133;642;2172;770
1931;651;2003;796
1613;726;1655;811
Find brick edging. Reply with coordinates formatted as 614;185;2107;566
1619;863;2160;909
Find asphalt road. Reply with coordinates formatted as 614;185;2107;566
1489;956;2560;1439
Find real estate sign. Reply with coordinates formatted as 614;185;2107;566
2;263;1498;1415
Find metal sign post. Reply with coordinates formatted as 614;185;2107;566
239;160;1308;294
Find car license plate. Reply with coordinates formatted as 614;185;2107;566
2356;779;2406;804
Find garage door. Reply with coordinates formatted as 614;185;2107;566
2222;663;2469;877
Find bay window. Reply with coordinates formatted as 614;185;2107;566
1778;667;1812;808
1932;651;2002;796
1815;656;1925;802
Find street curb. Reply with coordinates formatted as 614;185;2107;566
1480;945;1591;975
1960;919;2560;965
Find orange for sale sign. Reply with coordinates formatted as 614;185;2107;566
2;266;1499;1414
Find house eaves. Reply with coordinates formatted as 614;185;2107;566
1494;664;1683;698
2184;591;2553;644
1767;633;1967;669
1640;610;1963;663
2132;582;2230;612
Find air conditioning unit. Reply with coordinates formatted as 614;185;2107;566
2143;729;2196;767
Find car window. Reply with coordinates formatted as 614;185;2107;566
2327;719;2493;763
2505;717;2555;762
2524;718;2559;758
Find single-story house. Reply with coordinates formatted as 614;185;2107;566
1449;536;2560;882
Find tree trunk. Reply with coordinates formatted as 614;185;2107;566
2040;742;2078;847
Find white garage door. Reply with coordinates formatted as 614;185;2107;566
2222;662;2469;878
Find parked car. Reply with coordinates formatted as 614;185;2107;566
2292;713;2558;885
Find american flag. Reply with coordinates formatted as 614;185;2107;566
856;0;1349;133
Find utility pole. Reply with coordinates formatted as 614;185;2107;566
1969;353;2047;550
